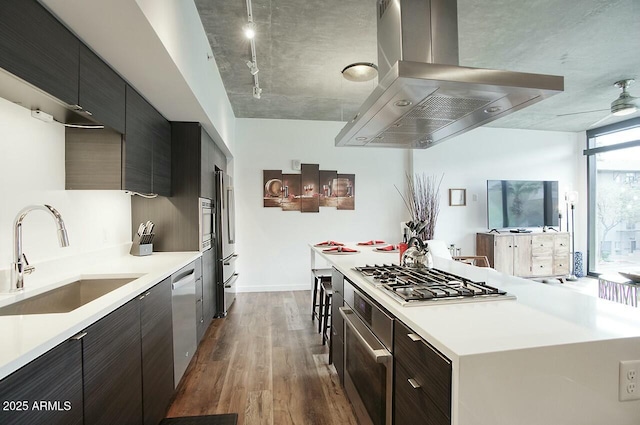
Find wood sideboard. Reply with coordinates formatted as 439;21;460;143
476;232;570;278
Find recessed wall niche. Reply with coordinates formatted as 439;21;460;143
263;164;355;212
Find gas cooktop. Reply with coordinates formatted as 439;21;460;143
354;264;516;306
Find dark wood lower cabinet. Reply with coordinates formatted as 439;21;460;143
141;277;174;425
0;277;184;425
395;361;450;425
394;320;452;425
330;268;345;384
0;338;83;425
83;299;142;425
202;249;215;326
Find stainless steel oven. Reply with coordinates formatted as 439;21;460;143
340;280;394;425
199;197;213;252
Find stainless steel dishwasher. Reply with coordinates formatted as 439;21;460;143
171;260;199;387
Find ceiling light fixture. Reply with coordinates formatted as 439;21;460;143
611;79;637;116
243;22;256;39
243;0;262;99
341;62;378;82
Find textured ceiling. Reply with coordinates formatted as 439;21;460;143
195;0;640;132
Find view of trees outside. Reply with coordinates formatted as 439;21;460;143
592;127;640;273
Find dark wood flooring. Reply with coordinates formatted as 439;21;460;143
167;291;358;425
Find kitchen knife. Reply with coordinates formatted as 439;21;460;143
137;223;145;237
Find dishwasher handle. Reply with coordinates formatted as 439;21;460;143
172;271;196;290
339;307;391;364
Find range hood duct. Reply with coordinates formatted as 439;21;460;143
335;0;564;149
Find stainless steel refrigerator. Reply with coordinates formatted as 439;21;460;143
215;170;237;317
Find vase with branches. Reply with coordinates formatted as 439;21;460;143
396;173;444;241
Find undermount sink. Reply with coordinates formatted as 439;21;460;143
0;277;139;316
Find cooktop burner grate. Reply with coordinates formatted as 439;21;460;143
353;264;515;305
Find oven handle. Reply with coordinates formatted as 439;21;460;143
339;307;391;364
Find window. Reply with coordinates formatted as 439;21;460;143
586;118;640;275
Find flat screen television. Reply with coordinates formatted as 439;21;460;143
487;180;559;229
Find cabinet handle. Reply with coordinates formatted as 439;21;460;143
71;331;87;340
408;378;421;389
407;333;422;342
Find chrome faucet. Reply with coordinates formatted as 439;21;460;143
10;205;69;292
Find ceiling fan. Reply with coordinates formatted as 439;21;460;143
557;79;639;128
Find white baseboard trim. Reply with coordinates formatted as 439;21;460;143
236;284;310;293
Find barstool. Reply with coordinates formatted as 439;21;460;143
312;268;332;322
320;280;333;345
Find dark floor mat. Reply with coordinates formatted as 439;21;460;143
160;414;238;425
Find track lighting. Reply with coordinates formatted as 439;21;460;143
246;61;259;76
243;0;262;99
243;22;256;39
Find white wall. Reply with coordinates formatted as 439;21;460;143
135;0;236;157
411;127;586;255
233;120;586;292
234;118;410;291
0;97;131;268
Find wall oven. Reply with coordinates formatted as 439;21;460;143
340;279;394;425
199;197;213;252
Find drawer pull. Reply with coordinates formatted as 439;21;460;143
408;378;421;389
407;333;422;342
71;332;87;340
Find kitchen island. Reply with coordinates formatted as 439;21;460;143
311;243;640;425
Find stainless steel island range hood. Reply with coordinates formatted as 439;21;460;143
335;0;564;149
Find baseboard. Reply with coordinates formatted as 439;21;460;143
236;284;310;293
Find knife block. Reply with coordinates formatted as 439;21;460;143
130;233;154;256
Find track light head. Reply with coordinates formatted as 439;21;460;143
243;22;256;39
246;60;259;76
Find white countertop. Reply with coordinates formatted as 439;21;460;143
311;243;640;360
0;245;201;379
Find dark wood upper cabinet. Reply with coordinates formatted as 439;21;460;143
83;299;142;425
0;338;83;425
79;44;126;133
201;129;215;200
140;277;174;425
151;108;172;197
125;86;154;194
0;0;79;106
125;85;171;196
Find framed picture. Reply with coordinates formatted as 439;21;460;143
449;188;466;206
